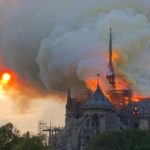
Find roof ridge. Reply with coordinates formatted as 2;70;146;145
84;85;114;110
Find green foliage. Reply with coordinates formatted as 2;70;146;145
12;134;51;150
0;123;52;150
89;129;150;150
0;123;20;150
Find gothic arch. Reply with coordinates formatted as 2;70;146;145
92;114;99;127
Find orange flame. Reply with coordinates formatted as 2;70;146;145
106;49;117;64
86;77;106;92
86;49;148;103
112;51;119;63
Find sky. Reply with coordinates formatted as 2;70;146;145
0;91;65;134
0;0;150;133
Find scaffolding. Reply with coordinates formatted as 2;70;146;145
38;121;50;145
38;121;49;134
43;124;63;146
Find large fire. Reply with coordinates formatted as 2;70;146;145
86;77;106;92
86;50;129;91
86;77;145;104
86;50;148;104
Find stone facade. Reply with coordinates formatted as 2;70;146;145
49;85;124;150
48;84;150;150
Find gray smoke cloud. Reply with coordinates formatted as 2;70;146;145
1;0;150;97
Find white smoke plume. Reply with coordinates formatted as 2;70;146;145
0;0;150;98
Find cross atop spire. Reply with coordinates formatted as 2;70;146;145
96;73;100;87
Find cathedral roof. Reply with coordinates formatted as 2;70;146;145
84;85;115;110
120;99;150;117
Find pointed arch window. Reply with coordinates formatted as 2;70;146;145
92;114;99;127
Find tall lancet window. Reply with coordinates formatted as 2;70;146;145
92;114;99;127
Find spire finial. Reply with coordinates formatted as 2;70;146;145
66;88;72;108
96;73;100;87
109;18;112;30
67;88;71;99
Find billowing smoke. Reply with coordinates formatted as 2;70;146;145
1;0;150;102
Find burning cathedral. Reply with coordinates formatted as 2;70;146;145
45;28;150;150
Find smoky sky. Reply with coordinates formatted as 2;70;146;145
1;0;150;96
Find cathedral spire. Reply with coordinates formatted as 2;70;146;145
109;27;113;67
106;27;116;90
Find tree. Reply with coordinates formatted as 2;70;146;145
0;123;53;150
88;129;150;150
12;134;52;150
0;123;20;150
